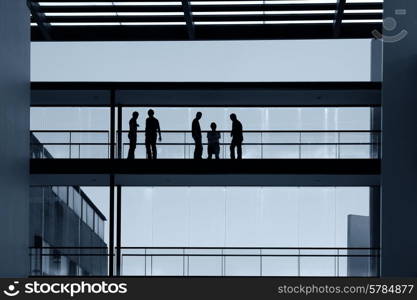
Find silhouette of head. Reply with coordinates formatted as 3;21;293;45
148;109;154;117
230;113;237;121
210;122;217;131
196;112;202;120
132;111;139;119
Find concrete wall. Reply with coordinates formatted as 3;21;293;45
381;0;417;276
0;0;30;277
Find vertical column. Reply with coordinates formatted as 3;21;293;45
116;186;122;276
370;39;383;82
0;0;30;277
109;175;115;276
369;187;380;276
117;105;122;159
110;90;115;160
381;0;417;276
371;107;381;159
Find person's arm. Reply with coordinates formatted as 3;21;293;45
157;120;162;141
191;120;197;139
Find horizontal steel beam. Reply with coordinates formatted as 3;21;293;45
31;23;382;41
31;82;381;106
30;159;380;175
38;3;382;13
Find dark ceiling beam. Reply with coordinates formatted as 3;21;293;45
31;23;382;41
181;0;195;39
333;0;347;37
27;0;52;40
42;13;381;24
38;3;382;13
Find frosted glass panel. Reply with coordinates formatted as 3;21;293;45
226;188;261;247
152;188;189;247
122;187;369;248
120;187;372;276
122;107;370;132
298;188;336;247
188;188;226;247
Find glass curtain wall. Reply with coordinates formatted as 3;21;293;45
30;107;373;159
121;187;374;277
121;107;372;159
30;107;110;159
29;186;109;276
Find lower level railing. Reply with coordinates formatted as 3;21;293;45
30;247;380;277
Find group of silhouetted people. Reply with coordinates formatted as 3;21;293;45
128;109;162;160
127;110;243;160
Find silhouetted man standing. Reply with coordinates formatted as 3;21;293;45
127;111;139;159
145;109;162;159
230;113;243;159
192;112;203;159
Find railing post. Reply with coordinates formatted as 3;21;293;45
69;131;72;159
259;248;262;276
221;248;224;276
298;249;301;276
261;132;263;159
336;249;340;277
144;248;147;276
338;132;341;159
183;248;185;276
184;132;186;159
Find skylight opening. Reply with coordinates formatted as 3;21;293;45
44;12;184;17
39;2;183;6
121;22;186;25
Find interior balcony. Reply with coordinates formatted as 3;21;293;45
30;129;380;187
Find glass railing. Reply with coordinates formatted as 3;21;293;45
120;247;379;277
29;246;379;277
31;130;381;159
29;246;109;277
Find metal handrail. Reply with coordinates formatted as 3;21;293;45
29;246;380;276
31;130;380;159
31;130;381;133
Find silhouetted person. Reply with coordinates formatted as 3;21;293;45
230;113;243;159
145;109;161;159
192;112;203;159
207;122;221;159
127;111;139;159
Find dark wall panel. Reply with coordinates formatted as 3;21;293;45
0;0;30;277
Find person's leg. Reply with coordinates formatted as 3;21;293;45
215;145;220;159
197;140;203;159
127;146;133;159
127;138;136;159
152;140;157;159
230;140;236;159
194;139;202;159
237;141;242;159
145;138;152;159
207;145;213;159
